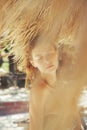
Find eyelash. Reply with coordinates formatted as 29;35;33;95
35;51;56;60
35;57;42;60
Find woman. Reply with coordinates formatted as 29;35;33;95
0;0;87;130
27;35;83;130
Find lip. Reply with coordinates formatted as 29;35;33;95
46;65;55;69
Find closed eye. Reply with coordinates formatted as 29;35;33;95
34;56;42;60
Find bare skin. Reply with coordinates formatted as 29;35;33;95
29;42;82;130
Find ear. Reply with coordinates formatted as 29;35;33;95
30;60;37;68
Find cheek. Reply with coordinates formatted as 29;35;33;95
54;53;59;61
35;62;44;69
53;54;59;66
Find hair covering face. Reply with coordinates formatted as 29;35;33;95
0;0;87;85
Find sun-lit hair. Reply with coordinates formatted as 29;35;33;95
0;0;87;87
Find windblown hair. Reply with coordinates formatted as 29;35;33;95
0;0;87;87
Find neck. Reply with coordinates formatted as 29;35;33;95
42;71;57;86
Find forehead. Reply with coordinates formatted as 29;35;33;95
32;43;55;56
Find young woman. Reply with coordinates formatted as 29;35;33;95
27;35;83;130
0;0;87;130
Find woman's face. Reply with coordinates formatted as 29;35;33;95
31;43;59;74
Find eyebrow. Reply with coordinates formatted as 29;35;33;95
35;51;54;56
34;54;42;57
34;47;56;56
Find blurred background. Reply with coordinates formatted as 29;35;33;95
0;46;29;130
0;46;87;130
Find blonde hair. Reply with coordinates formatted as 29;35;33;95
0;0;87;87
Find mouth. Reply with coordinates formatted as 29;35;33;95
46;65;55;69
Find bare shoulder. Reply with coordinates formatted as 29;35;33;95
31;77;49;99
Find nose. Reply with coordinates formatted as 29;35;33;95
43;56;52;65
